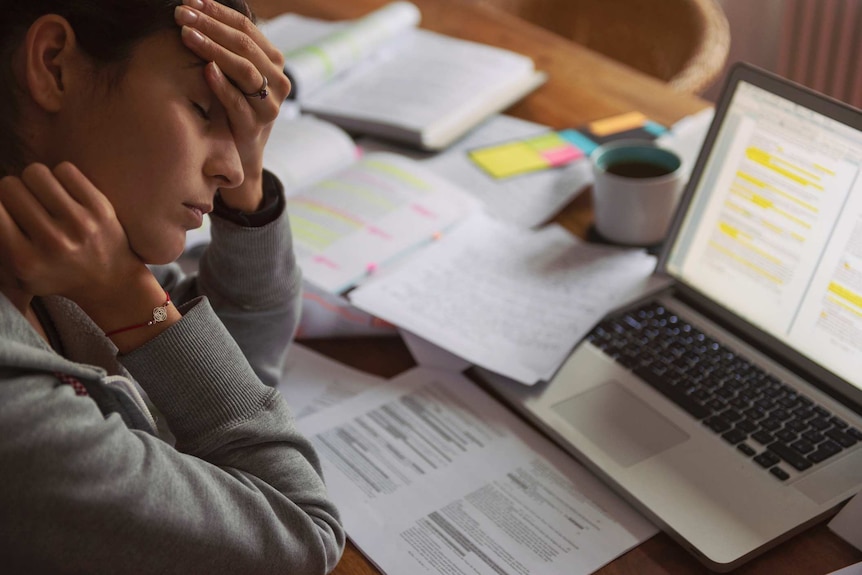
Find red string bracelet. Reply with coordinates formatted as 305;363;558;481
104;290;172;337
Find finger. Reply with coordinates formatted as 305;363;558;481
0;171;59;243
180;25;265;98
175;7;290;100
20;163;83;219
204;60;261;124
52;162;114;220
182;0;284;64
0;177;31;243
0;196;36;279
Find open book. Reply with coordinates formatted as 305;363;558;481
259;1;546;150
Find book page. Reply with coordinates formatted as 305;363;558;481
262;114;359;194
303;29;538;148
298;366;657;575
260;2;421;99
287;152;481;293
349;213;657;385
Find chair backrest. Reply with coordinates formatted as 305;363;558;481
478;0;731;95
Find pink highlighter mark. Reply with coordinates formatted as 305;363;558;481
411;203;437;218
366;226;392;240
313;255;339;270
541;146;584;166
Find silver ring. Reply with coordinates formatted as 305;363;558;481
244;75;268;100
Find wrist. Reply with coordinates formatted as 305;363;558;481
218;172;264;213
74;272;182;353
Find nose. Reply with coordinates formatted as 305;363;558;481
204;129;244;189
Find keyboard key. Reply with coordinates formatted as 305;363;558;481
736;418;759;433
784;418;808;433
825;428;857;448
737;443;756;457
754;451;780;468
760;418;783;432
752;431;774;445
829;417;848;429
848;427;862;441
809;417;832;431
775;428;798;443
705;415;733;434
770;467;790;481
722;428;747;444
633;366;711;419
807;440;843;464
768;442;813;471
720;408;744;423
801;430;825;444
789;439;815;454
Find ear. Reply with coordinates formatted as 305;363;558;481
21;15;79;113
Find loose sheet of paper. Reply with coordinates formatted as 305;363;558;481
360;114;594;228
829;490;862;551
298;366;657;575
277;344;385;420
349;212;657;384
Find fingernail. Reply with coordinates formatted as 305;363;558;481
184;0;205;9
182;26;205;44
175;6;198;24
208;61;222;79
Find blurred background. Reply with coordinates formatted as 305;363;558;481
706;0;861;107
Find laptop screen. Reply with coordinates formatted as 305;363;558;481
665;71;862;391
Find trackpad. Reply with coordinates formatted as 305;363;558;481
551;381;689;467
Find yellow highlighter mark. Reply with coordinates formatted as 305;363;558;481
750;193;773;209
365;159;433;191
828;282;862;309
814;163;836;176
708;240;783;284
826;295;862;318
288;216;341;249
737;170;766;188
745;147;824;190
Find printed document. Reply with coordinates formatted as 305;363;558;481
298;366;657;575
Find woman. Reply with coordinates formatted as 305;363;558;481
0;0;345;573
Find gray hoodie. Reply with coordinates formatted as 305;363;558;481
0;180;345;574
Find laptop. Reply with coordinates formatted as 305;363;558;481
484;62;862;571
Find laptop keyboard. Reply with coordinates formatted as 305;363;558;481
587;301;862;481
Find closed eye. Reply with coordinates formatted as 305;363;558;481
191;101;210;121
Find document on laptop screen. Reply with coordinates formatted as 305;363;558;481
666;81;862;389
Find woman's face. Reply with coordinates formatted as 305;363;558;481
49;29;242;264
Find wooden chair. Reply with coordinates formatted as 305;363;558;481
475;0;731;95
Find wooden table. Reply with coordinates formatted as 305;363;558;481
250;0;862;573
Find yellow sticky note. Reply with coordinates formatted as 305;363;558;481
469;142;550;178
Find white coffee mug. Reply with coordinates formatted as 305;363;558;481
590;139;685;246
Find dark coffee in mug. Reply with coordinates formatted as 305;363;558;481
605;160;673;178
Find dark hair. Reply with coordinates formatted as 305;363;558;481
0;0;253;176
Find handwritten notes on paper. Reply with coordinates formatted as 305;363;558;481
349;213;657;384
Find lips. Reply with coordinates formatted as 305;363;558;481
182;202;212;228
